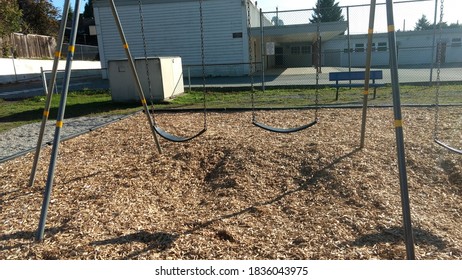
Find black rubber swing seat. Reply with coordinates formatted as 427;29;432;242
434;139;462;155
252;119;317;134
153;125;207;142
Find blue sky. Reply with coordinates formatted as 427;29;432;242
52;0;88;13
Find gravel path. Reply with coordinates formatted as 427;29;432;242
0;114;128;162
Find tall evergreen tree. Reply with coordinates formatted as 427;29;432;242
309;0;344;23
83;0;94;19
414;14;451;31
414;14;432;31
17;0;59;36
0;0;22;56
448;22;461;28
0;0;22;37
271;16;284;26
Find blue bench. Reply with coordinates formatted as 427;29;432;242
329;70;385;100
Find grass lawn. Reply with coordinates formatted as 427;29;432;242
0;89;139;133
0;84;460;133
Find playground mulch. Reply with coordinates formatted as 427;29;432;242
0;107;461;260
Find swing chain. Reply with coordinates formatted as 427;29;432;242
437;0;444;82
138;0;157;123
314;0;321;120
247;0;255;92
434;0;444;139
199;0;207;128
247;0;256;122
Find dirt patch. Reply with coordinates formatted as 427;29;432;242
0;107;461;259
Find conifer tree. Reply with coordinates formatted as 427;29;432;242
414;15;432;31
309;0;344;23
0;0;22;37
17;0;59;36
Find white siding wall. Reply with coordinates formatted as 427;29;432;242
323;29;462;68
447;42;462;63
95;0;249;77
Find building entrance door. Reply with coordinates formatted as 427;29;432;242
436;42;446;64
275;47;283;67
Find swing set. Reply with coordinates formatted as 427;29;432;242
31;0;324;243
30;0;459;261
433;0;462;155
247;0;320;134
137;0;207;142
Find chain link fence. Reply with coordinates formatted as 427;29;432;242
254;1;462;86
62;43;99;61
180;1;461;90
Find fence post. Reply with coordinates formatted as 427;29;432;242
188;66;191;92
429;0;439;85
11;48;18;82
260;8;265;92
385;0;416;260
347;6;351;75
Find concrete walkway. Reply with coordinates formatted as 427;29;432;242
2;65;461;99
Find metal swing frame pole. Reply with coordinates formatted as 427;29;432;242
360;0;377;149
246;0;254;92
429;0;439;85
36;0;82;241
260;8;265;92
108;0;162;154
28;0;71;188
385;0;416;260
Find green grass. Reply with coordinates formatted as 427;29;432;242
1;85;460;133
168;84;462;109
0;89;140;133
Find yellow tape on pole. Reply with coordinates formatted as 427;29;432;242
394;119;403;128
388;25;395;32
368;28;374;34
54;51;61;58
141;98;147;105
123;43;129;49
56;121;64;128
68;45;75;53
43;110;49;118
363;90;369;95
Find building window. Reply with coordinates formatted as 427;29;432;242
232;32;243;38
377;42;387;51
355;43;365;52
301;45;311;54
452;38;461;47
291;46;300;55
370;42;376;52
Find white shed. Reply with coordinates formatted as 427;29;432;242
108;56;184;102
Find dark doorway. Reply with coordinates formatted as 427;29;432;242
275;47;283;67
436;42;447;64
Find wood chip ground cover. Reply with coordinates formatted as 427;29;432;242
0;108;461;259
